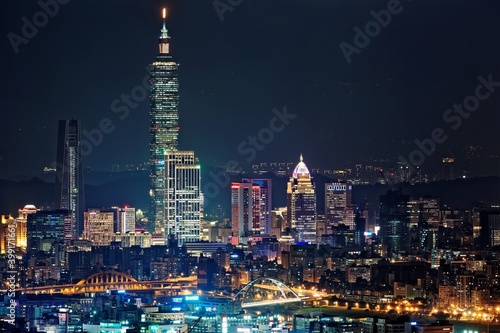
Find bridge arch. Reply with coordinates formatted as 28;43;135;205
233;278;302;308
75;271;138;287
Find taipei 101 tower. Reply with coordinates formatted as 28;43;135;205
149;8;179;234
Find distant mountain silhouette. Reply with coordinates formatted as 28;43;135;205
0;177;55;214
0;169;498;217
352;177;500;209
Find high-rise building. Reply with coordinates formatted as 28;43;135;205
457;274;474;308
0;215;15;254
165;151;202;246
354;208;366;246
65;239;93;281
231;182;261;239
55;119;85;239
114;206;136;233
248;179;272;235
472;207;481;239
408;197;440;229
27;210;72;254
83;209;115;246
476;207;500;248
231;178;272;238
287;155;317;244
149;9;180;234
325;182;353;230
197;256;217;291
271;207;287;237
473;206;500;249
16;204;37;251
488;214;500;247
378;189;410;256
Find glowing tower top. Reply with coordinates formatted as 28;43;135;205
159;8;171;55
149;7;180;234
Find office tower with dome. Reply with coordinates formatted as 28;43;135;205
286;155;317;244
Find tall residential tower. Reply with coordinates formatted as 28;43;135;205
149;9;180;233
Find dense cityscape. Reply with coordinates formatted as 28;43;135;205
1;2;500;333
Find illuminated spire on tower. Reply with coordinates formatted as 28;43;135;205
159;8;170;54
149;7;179;234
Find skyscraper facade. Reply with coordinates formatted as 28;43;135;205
287;155;317;244
16;204;37;251
488;214;500;247
0;215;15;254
457;274;474;308
55;120;85;239
253;179;272;235
115;206;136;234
379;189;410;256
477;208;500;248
83;209;115;246
164;151;201;246
408;196;440;229
231;182;261;238
27;210;72;254
325;182;353;230
149;10;180;234
241;178;272;235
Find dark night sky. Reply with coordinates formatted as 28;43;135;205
1;0;500;177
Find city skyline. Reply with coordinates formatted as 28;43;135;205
1;1;500;178
2;3;500;331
